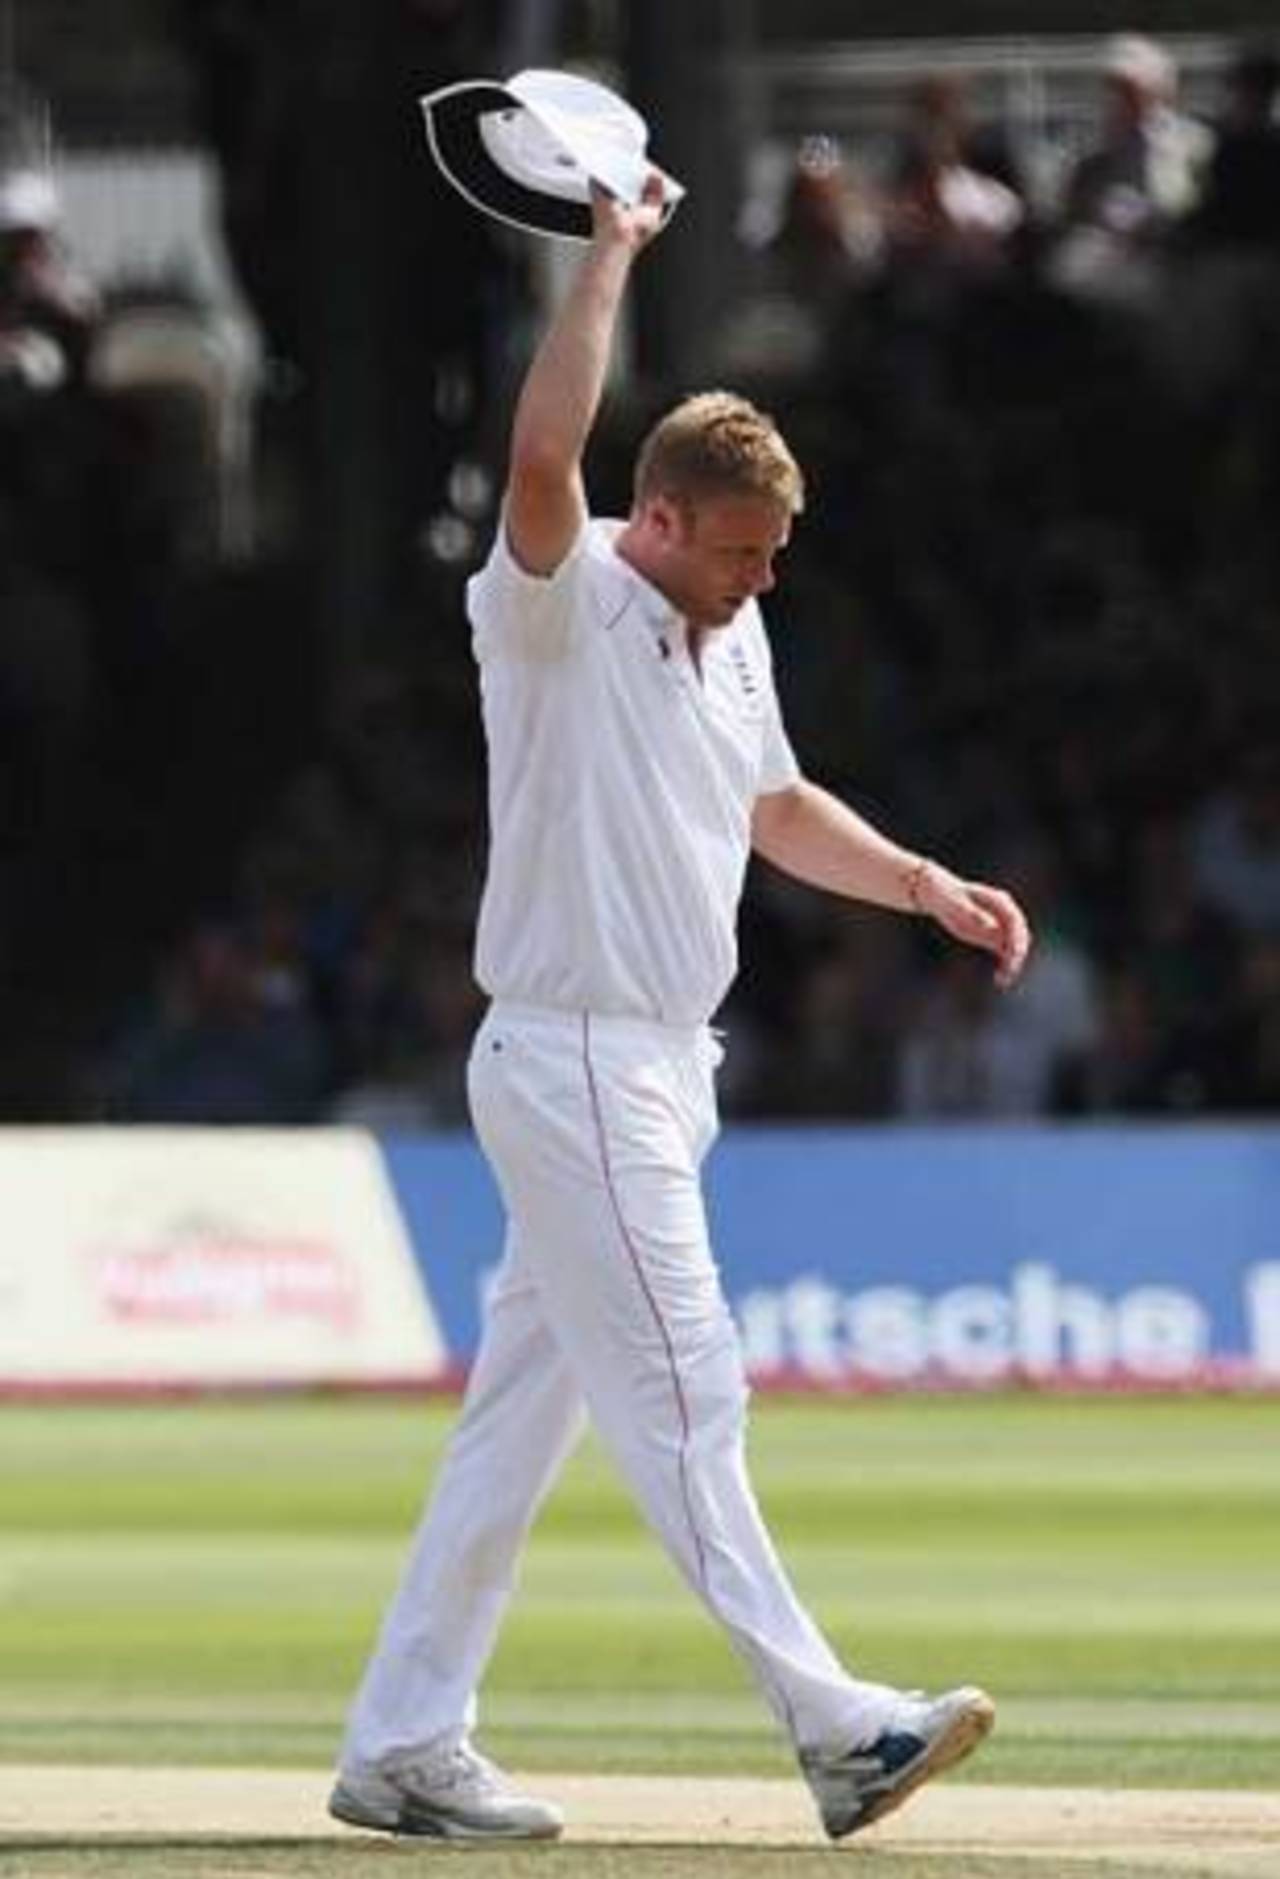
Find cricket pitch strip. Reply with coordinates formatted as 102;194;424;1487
1;1766;1278;1874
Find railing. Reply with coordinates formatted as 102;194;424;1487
733;32;1233;202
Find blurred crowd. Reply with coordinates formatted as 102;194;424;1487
712;32;1280;1123
5;33;1280;1126
0;78;309;1119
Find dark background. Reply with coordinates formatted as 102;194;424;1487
2;1;1278;1124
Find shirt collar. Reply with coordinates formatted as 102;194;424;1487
594;519;688;646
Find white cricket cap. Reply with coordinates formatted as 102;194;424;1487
419;67;685;241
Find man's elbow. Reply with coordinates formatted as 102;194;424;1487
504;461;583;579
509;428;571;484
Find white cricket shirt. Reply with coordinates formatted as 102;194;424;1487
467;517;801;1025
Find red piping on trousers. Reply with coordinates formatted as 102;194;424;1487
578;1016;801;1752
579;1013;710;1594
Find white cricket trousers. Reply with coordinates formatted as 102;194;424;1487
341;1002;897;1772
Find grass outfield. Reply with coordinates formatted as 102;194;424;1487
0;1395;1278;1791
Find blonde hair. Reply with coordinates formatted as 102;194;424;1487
633;391;805;515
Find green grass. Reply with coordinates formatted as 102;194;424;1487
1;1397;1278;1788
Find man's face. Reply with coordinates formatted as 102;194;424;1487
642;492;792;630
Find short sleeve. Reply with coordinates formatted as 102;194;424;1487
751;613;802;796
759;693;801;795
466;512;589;662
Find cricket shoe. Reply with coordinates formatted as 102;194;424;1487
328;1742;564;1841
800;1684;995;1840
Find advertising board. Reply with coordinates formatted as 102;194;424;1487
384;1126;1280;1389
0;1129;445;1390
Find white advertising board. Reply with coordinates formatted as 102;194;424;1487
0;1129;445;1389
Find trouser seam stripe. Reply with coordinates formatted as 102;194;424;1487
578;1011;710;1594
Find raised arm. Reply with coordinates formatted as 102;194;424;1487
506;178;669;577
752;779;1032;989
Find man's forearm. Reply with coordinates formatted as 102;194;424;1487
751;780;925;911
510;236;634;476
754;779;1032;984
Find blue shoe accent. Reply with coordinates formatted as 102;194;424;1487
801;1686;995;1840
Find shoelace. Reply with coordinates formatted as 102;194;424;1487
429;1743;509;1798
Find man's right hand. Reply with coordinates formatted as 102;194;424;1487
590;172;671;254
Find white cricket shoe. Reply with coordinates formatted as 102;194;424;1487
800;1684;995;1840
329;1742;564;1841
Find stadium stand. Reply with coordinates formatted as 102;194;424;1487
3;24;1278;1122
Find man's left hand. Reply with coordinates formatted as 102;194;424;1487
916;864;1032;990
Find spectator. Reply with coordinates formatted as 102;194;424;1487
984;836;1101;1111
1050;34;1213;309
896;950;1041;1118
103;924;330;1123
1083;964;1173;1112
1163;39;1280;404
332;929;482;1130
716;138;870;383
1190;742;1280;938
883;74;1024;269
749;917;912;1119
1117;813;1244;1109
0;152;98;919
1185;39;1280;255
0;166;97;395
